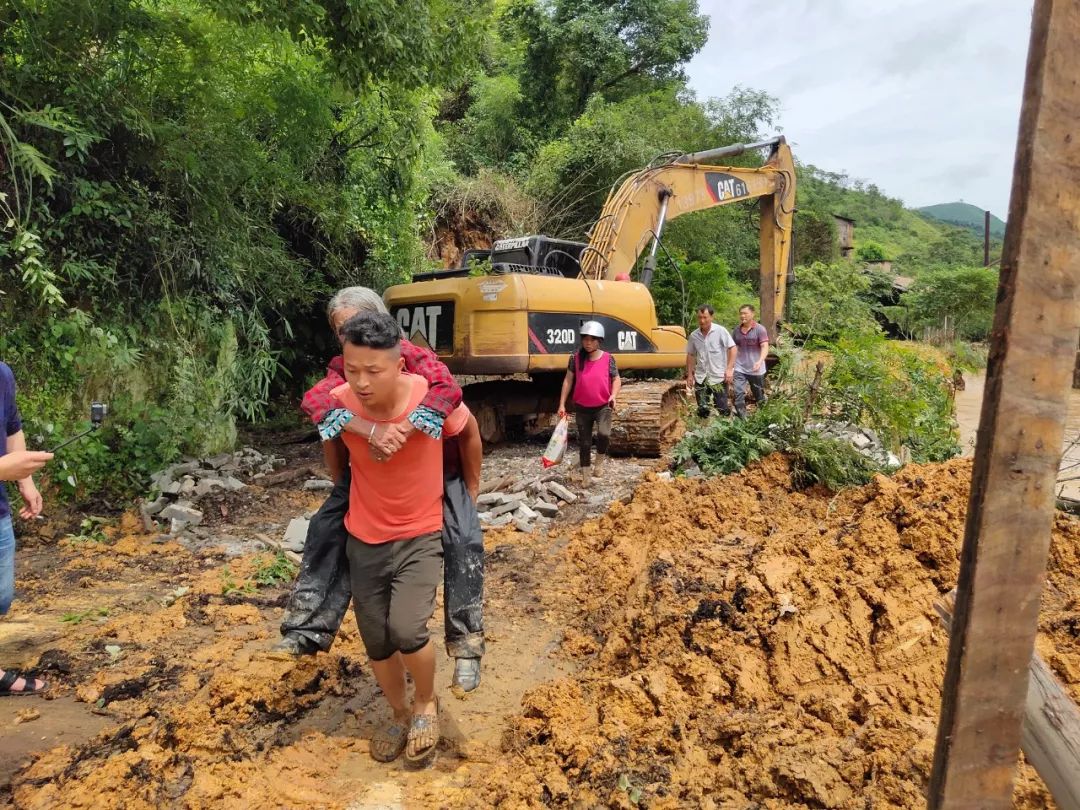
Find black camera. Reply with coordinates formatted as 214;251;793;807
50;401;109;453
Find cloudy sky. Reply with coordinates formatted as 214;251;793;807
686;0;1033;219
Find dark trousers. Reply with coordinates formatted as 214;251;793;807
280;467;485;658
695;381;730;418
574;404;611;467
733;370;767;417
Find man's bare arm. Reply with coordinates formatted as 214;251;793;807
322;437;349;483
756;339;770;373
455;414;483;501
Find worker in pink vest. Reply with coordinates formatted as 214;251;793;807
557;321;622;486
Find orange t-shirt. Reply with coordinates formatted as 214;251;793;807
332;374;470;543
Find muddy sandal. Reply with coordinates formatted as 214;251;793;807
370;716;409;762
405;698;440;763
0;670;46;697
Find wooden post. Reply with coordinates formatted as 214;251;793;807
927;2;1080;808
935;593;1080;808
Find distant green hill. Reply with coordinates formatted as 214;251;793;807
918;202;1006;238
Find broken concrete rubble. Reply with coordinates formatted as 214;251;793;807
283;517;310;553
139;447;284;537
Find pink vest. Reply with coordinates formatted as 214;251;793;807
572;351;612;408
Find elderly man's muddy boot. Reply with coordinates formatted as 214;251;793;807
581;465;592;487
451;658;481;697
268;633;319;659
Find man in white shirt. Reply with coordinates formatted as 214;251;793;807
685;304;737;418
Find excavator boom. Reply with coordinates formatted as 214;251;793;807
581;137;796;340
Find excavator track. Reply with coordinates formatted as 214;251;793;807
607;379;688;457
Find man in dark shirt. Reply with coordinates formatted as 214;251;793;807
732;304;770;418
0;363;51;696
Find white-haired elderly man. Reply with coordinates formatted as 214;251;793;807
274;287;485;694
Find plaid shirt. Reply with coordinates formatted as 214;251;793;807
301;339;462;439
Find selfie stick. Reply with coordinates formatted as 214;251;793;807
50;425;102;453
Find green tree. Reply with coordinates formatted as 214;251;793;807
0;0;487;501
897;266;999;340
786;262;881;343
793;209;838;267
856;241;888;262
650;256;754;331
506;0;709;133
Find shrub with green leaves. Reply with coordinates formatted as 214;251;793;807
896;266;999;340
786;262;882;344
823;336;960;462
673;334;961;490
651;256;754;331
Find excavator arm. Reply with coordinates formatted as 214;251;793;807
580;136;796;340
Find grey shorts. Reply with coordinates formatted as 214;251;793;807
346;532;443;662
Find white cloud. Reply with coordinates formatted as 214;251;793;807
686;0;1032;217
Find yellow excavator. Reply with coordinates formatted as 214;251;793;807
384;136;796;455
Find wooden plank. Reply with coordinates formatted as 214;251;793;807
927;2;1080;807
935;592;1080;808
1022;658;1080;808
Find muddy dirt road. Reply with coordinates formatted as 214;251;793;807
0;442;650;808
2;432;1079;808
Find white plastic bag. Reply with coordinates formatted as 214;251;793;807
542;417;569;468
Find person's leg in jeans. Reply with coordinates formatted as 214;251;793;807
0;515;45;694
441;473;485;694
733;371;751;418
0;516;13;619
747;373;767;408
694;382;712;418
275;469;353;655
712;384;731;417
593;405;612;471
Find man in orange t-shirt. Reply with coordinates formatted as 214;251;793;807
329;312;481;765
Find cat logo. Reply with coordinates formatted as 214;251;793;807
617;331;639;351
392;303;455;354
704;172;749;203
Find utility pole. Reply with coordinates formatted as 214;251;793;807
984;209;991;266
928;0;1080;807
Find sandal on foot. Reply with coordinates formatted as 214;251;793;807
405;698;440;763
0;670;46;697
370;717;409;762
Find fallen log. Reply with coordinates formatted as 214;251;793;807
256;466;314;487
479;473;518;495
935;590;1080;809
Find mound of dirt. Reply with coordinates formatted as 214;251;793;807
467;456;1080;808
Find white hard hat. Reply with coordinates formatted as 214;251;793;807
580;320;605;340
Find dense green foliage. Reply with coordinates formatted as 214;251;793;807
674;334;961;489
786;262;881;343
893;265;1000;340
918;201;1006;238
3;0;991;505
1;0;487;501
